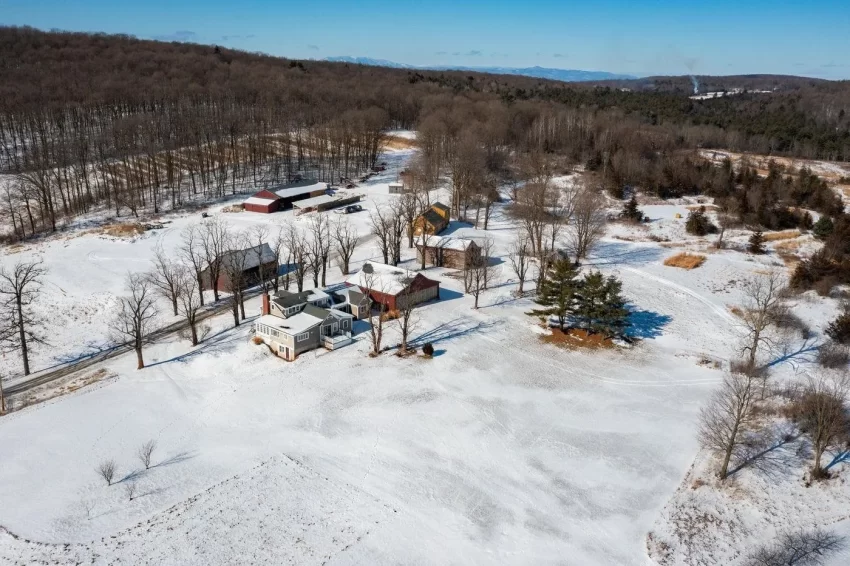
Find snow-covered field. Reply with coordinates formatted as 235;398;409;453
1;152;848;564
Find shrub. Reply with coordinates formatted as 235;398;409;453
817;342;849;369
813;216;834;240
826;303;850;344
685;206;717;236
663;252;706;270
251;336;264;345
748;230;766;254
422;342;434;357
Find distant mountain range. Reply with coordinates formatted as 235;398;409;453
324;56;637;82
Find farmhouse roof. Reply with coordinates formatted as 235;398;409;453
257;313;322;336
346;262;419;295
220;243;276;271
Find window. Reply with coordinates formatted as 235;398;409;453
296;332;310;342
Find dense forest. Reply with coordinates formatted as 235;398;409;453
0;25;849;243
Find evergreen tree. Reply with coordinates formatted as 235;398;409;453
530;259;580;330
620;195;645;223
574;271;630;338
813;216;834;240
685;206;717;236
748;229;766;254
826;303;850;345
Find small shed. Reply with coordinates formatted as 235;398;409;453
243;190;281;214
388;182;404;194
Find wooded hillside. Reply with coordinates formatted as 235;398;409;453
1;26;848;240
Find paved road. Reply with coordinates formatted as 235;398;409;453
5;288;266;397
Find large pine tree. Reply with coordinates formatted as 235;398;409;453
530;259;580;330
574;271;630;338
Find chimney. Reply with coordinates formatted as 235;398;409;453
262;293;270;316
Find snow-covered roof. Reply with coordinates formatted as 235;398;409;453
244;196;277;206
345;262;416;295
257;312;322;335
221;243;276;271
273;181;326;199
293;194;337;208
416;235;475;251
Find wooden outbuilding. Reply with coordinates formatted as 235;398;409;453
416;235;482;269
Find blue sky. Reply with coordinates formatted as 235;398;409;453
2;0;849;79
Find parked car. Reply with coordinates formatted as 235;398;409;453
343;204;363;214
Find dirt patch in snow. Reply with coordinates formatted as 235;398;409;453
540;327;617;350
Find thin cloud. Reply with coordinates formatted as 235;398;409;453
221;34;256;41
435;51;447;55
152;30;197;42
307;44;320;51
553;53;566;58
465;50;482;57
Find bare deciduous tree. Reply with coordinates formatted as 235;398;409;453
698;371;758;480
369;205;395;265
568;186;607;262
270;225;287;292
0;260;47;376
137;439;156;469
361;263;386;356
221;231;251;326
746;529;844;566
508;233;531;296
124;480;137;501
288;228;309;292
112;273;158;369
176;268;202;345
199;217;230;302
248;224;271;290
395;270;420;354
739;271;787;371
180;224;207;307
798;375;850;479
307;214;332;286
149;245;182;316
333;219;359;275
97;459;117;486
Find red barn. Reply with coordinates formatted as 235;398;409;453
243;190;281;214
345;262;440;311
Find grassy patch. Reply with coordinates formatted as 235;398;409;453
663;252;707;270
102;223;145;238
763;229;801;241
541;327;616;349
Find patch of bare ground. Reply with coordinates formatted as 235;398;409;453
540;327;617;350
100;223;146;238
664;252;707;270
